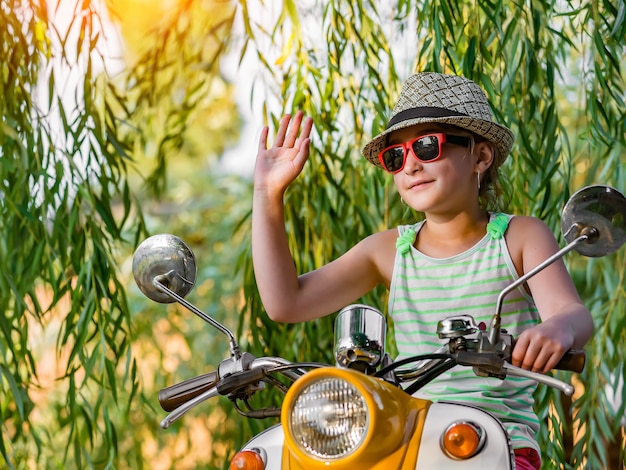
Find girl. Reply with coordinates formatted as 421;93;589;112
251;72;593;470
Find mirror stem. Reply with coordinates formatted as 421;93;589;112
153;276;242;359
488;231;591;346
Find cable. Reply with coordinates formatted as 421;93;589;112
374;353;453;378
403;359;457;395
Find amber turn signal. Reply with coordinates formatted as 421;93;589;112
441;421;484;459
229;450;265;470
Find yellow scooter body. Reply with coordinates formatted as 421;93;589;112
235;367;514;469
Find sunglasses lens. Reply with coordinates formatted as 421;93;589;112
412;135;440;161
381;147;406;173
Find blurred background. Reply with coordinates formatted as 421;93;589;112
1;0;624;468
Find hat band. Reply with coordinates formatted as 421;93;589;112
386;107;470;129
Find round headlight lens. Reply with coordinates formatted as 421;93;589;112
288;377;369;459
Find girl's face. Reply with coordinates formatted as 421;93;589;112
390;124;479;215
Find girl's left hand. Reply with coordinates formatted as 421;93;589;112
511;320;575;373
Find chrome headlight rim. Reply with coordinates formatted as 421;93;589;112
286;375;370;460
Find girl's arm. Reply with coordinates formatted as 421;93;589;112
508;216;594;373
252;113;388;323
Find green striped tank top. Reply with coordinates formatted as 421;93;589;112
388;213;541;452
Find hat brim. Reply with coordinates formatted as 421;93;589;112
361;116;514;169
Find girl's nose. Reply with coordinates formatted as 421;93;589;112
403;152;422;173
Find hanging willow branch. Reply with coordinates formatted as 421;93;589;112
1;0;236;467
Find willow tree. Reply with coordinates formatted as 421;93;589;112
0;0;239;467
235;1;625;469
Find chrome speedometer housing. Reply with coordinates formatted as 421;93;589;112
287;377;369;459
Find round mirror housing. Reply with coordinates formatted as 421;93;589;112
561;185;626;257
132;234;197;303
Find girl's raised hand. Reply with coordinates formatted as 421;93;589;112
254;111;314;194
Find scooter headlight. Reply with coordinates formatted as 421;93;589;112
287;377;369;459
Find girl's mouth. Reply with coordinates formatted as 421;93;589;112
409;180;432;190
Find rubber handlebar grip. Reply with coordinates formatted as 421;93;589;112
158;371;219;412
554;349;586;373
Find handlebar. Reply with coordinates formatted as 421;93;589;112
159;371;219;412
157;357;327;429
156;340;585;427
156;349;584;432
391;347;585;397
506;348;585;395
554;349;586;373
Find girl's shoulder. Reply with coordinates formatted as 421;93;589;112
359;228;400;247
505;215;559;271
506;215;553;237
354;228;401;286
350;228;399;261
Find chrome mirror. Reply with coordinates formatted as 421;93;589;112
132;233;197;303
561;185;626;257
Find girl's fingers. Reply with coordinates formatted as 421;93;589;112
274;112;312;149
258;126;269;151
542;353;561;374
511;334;529;367
513;334;542;370
530;349;551;372
292;137;311;171
301;116;314;141
513;330;567;372
283;111;304;148
273;114;292;148
260;113;313;167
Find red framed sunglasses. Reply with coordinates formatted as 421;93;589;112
378;133;471;174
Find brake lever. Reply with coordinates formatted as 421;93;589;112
160;362;291;427
217;368;267;397
453;351;575;396
503;363;574;396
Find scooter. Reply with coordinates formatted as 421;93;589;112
132;185;626;469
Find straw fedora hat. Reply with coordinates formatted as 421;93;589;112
361;72;515;169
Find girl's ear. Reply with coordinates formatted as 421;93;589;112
475;141;495;173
